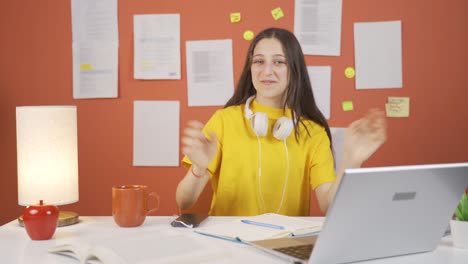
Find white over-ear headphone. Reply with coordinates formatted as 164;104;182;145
244;95;292;214
244;95;294;140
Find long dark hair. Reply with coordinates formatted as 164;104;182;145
225;27;332;148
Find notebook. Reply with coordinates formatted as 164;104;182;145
195;213;322;242
248;162;468;264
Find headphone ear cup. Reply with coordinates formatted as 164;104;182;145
273;117;293;140
252;112;268;137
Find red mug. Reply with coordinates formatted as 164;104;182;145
112;185;159;227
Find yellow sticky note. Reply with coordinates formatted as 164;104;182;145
386;97;410;117
344;67;355;78
230;12;241;23
385;103;409;117
80;64;92;71
243;30;254;41
271;7;284;20
388;96;410;105
342;101;354;111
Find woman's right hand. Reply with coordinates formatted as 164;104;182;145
181;120;218;172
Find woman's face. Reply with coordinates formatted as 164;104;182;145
250;37;289;108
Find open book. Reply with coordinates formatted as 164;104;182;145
48;243;126;264
195;213;322;243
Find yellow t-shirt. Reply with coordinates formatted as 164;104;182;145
182;99;336;216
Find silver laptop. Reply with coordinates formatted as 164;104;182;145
249;163;468;264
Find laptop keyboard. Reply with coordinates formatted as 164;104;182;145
273;244;313;260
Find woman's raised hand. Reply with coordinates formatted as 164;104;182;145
181;120;218;171
342;109;387;168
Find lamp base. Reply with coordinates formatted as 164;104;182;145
19;211;79;227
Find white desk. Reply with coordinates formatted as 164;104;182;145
0;216;466;263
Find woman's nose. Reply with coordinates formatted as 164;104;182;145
262;62;274;75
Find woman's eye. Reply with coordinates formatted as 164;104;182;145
275;60;286;65
252;60;264;64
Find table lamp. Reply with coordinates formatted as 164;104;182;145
16;106;79;240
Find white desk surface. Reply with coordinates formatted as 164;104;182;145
0;216;467;264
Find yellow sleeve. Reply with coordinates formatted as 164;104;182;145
309;130;336;190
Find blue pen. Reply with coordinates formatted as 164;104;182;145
241;219;285;230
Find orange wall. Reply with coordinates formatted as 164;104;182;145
1;0;467;225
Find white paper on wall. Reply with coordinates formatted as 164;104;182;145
134;14;181;80
307;66;332;120
71;0;119;99
133;101;180;167
330;127;346;172
186;39;234;106
354;20;403;89
294;0;343;56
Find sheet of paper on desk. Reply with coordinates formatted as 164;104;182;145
105;231;207;262
141;248;233;264
195;213;322;242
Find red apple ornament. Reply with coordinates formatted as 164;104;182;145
23;200;59;240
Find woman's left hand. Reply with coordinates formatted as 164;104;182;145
342;109;387;168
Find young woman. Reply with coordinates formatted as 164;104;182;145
176;28;387;216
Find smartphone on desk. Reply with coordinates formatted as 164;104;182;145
171;213;208;228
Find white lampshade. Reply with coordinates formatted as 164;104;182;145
16;106;79;206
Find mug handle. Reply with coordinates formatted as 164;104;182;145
146;192;160;214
